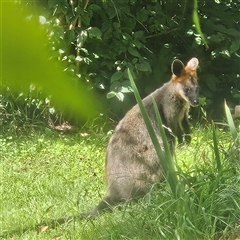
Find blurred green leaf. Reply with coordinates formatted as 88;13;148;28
116;92;124;102
111;71;124;83
204;74;218;92
230;40;240;54
227;28;240;37
89;4;101;12
135;61;151;72
209;33;224;43
128;47;140;57
1;2;99;121
106;91;116;99
87;27;102;39
120;81;133;93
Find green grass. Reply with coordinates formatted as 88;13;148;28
1;125;239;240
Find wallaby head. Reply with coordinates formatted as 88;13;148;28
171;58;199;107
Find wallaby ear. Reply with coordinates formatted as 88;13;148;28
171;59;184;77
186;57;199;71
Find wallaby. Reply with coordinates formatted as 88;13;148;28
85;57;199;216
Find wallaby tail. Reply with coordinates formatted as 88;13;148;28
82;196;115;216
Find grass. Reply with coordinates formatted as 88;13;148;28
0;124;239;240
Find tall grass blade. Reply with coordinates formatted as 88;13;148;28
193;0;209;49
127;68;180;198
212;122;222;173
153;99;184;196
152;99;172;162
224;100;238;146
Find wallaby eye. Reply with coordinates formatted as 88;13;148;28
185;87;191;93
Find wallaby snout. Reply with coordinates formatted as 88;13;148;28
185;86;199;107
85;57;199;216
193;99;199;106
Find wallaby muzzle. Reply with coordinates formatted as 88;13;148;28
186;86;199;107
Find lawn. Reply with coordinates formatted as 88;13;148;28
1;124;239;240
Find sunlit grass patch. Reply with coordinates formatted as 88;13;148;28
0;130;107;237
1;123;239;240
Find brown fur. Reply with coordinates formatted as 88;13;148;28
85;58;199;216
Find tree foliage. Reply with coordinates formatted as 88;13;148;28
2;0;240;122
1;1;100;131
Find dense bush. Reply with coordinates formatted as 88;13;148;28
2;0;240;125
